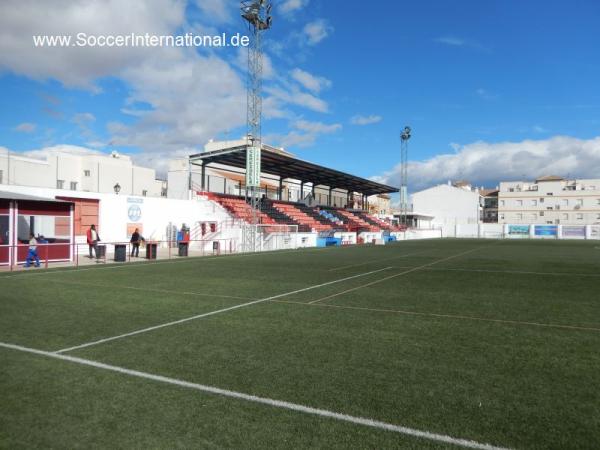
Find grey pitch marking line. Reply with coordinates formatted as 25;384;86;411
310;244;497;304
328;250;428;272
53;267;393;354
275;300;600;333
0;342;510;450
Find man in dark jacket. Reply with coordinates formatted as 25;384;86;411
130;228;145;257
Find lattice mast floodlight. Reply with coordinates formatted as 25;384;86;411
400;126;411;225
241;0;272;251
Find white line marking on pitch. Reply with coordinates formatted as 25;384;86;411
0;341;510;450
48;279;254;301
375;265;600;279
328;250;428;272
309;245;495;304
425;266;600;278
53;267;393;354
274;300;600;333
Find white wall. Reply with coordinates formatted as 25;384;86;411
0;150;163;197
411;184;480;228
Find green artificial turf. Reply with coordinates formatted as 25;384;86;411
1;239;599;449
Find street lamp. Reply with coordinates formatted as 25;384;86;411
114;183;121;195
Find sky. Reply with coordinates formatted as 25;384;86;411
1;0;599;193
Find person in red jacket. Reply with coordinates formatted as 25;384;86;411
86;224;100;258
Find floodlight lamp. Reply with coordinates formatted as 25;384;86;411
114;182;121;194
401;126;412;141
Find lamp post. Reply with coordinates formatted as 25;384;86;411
114;183;121;195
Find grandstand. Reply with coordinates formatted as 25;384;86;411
188;144;401;237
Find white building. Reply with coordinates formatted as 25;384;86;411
411;182;482;230
0;147;165;197
498;175;600;225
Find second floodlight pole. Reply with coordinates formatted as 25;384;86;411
400;126;411;226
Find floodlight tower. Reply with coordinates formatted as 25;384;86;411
400;126;412;226
241;0;272;251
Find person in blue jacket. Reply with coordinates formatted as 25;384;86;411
24;233;40;268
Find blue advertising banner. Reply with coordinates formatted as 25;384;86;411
508;225;529;235
534;225;558;236
562;226;586;237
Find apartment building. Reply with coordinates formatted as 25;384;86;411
498;176;600;225
0;148;166;197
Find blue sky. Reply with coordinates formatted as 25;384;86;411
1;0;599;190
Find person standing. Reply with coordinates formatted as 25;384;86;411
130;228;145;257
24;233;40;268
86;224;100;258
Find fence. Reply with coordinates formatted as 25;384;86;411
0;238;239;271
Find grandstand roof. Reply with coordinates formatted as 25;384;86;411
189;146;399;196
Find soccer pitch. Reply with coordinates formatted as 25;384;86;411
1;239;599;449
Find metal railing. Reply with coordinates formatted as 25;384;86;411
0;238;239;272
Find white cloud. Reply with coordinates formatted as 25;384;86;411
294;120;341;134
0;0;185;90
22;144;103;160
265;85;329;113
303;19;333;45
290;68;331;93
267;119;341;148
194;0;233;24
72;113;96;124
14;122;36;133
476;88;498;100
279;0;309;15
434;36;489;52
350;115;382;126
372;136;600;192
434;36;466;47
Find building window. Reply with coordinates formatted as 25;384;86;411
500;200;505;206
562;213;569;220
597;199;600;205
70;181;77;190
576;213;583;220
516;213;523;220
540;211;544;216
499;213;505;220
540;198;544;203
577;199;584;206
516;200;523;206
531;199;537;206
84;170;91;177
57;180;64;189
0;169;3;184
142;190;148;197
